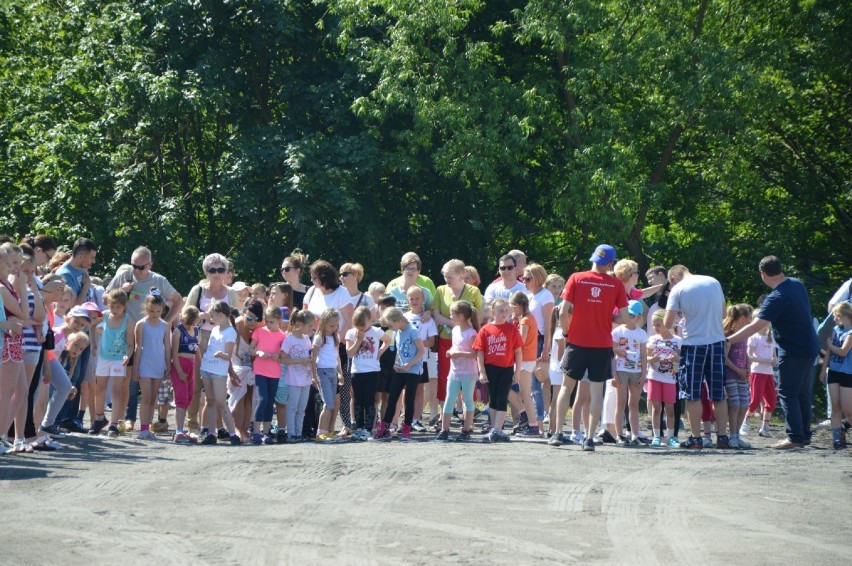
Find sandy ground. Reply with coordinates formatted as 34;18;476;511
2;420;851;565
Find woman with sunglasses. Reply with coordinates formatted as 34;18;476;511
184;253;238;433
279;250;311;310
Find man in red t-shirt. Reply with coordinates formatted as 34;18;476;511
549;244;628;451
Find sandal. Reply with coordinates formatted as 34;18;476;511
336;427;352;438
12;441;34;454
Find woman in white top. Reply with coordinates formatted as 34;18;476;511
339;262;376;316
522;263;554;425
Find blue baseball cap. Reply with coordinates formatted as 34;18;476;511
627;300;644;317
589;244;617;265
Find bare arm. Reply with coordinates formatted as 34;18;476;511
539;302;554;360
728;317;769;345
560;301;573;335
827;335;852;357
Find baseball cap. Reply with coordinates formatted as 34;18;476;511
80;301;103;315
232;281;249;292
589;244;617;265
69;306;92;320
627;300;643;317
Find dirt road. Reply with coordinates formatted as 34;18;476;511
2;430;850;565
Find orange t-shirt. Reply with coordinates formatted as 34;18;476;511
515;315;538;362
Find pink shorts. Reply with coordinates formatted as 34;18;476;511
647;380;676;404
170;357;196;410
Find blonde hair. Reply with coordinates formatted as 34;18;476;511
352;306;372;328
450;300;480;331
103;288;128;307
381;307;406;326
614;259;639;282
545;273;565;289
318;309;341;346
340;262;365;283
441;259;466;277
524;263;547;288
832;302;852;323
181;306;201;327
723;303;754;335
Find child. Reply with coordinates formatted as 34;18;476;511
473;299;523;443
250;306;287;444
724;303;753;449
170;306;201;443
312;309;343;441
404;286;437;432
230;300;263;442
824;302;852;449
198;300;241;445
133;293;171;440
546;306;566;438
280;309;316;442
95;290;134;438
370;307;425;441
436;300;479;441
745;319;777;438
251;283;269;304
0;244;32;452
374;295;397;429
346;306;391;441
611;300;648;446
509;292;541;437
646;310;682;446
268;282;293;440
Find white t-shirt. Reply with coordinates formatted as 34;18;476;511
748;333;776;374
348;291;375;311
346;327;385;373
646;334;682;384
611;325;648;373
549;327;565;372
313;334;339;369
666;274;725;346
201;326;237;375
281;334;313;386
305;286;351;319
484;279;526;303
527;288;554;336
449;326;478;377
404;312;438;361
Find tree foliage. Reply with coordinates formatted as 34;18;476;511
0;0;848;305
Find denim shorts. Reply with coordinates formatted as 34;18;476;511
200;370;227;380
275;379;290;405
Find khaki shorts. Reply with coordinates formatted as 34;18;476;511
616;370;642;386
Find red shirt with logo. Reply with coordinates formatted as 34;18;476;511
473;322;523;368
561;271;628;348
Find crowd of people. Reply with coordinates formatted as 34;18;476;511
0;234;849;455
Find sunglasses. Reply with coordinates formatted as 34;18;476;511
499;265;514;271
280;266;296;273
521;276;532;282
340;271;353;278
132;262;151;271
207;267;226;274
244;315;259;322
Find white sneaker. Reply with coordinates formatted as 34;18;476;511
758;427;773;438
701;436;713;448
738;438;751;449
569;431;585;443
542;412;550;424
739;422;749;436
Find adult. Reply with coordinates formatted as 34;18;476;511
483;254;526;303
385;252;436;312
339;263;376;313
727;256;820;449
106;246;183;324
523;263;555;423
433;260;483;404
464;265;481;289
21;234;57;277
305;260;355;436
184;253;238;433
552;244;628;451
56;237;98;306
280;250;311;310
663;264;730;449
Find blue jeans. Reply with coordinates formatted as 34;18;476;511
125;378;140;422
777;356;814;444
56;345;90;424
254;375;279;423
530;334;545;421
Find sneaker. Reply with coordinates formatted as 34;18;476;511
428;413;441;426
542;412;550;424
480;424;492;434
124;420;135;432
628;438;640;447
483;428;501;443
582;438;595;451
737;438;751;449
251;433;263;445
152;421;169;434
569;431;585;444
600;430;617;444
39;424;65;438
833;439;845;450
495;430;511;442
548;432;566;447
399;423;412;442
217;428;230;440
118;421;127;435
456;429;471;442
200;434;217;445
716;435;730;449
276;430;288;444
616;436;628;447
667;436;680;448
369;422;392;442
88;416;109;435
519;426;541;438
739;422;749;436
411;420;426;432
818;418;832;428
758;427;773;438
651;436;662;447
769;438;804;449
106;425;120;439
435;430;450;442
728;436;740;449
230;435;243;446
136;430;156;440
174;432;190;444
701;436;713;448
679;436;703;449
63;419;87;434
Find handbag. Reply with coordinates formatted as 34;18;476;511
43;327;55;350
